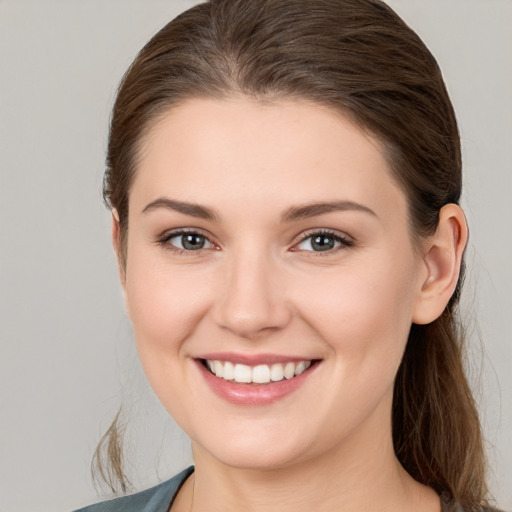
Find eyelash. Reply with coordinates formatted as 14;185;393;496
156;228;354;256
292;229;354;255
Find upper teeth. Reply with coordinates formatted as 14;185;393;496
205;360;312;384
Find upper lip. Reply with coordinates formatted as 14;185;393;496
196;352;318;366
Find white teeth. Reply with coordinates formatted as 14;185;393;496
234;364;252;383
205;359;313;384
284;362;295;379
223;361;235;380
214;360;224;378
270;363;284;382
294;361;306;376
252;365;271;384
294;361;311;376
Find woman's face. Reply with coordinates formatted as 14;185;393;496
122;97;428;470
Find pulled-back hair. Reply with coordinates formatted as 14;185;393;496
95;0;489;507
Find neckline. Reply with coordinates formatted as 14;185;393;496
165;467;460;512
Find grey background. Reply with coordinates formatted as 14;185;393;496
0;1;510;511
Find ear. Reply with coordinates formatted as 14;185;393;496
111;208;126;286
412;204;468;325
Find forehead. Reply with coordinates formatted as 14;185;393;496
131;96;406;220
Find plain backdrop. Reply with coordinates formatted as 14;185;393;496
0;1;511;511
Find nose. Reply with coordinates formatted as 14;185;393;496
212;248;291;340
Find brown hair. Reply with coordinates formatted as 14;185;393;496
95;0;489;507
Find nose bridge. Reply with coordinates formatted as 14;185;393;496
214;241;290;338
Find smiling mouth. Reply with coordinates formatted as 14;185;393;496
200;359;318;384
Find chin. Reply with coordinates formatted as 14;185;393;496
215;449;305;472
193;428;314;472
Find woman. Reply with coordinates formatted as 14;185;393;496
75;0;499;510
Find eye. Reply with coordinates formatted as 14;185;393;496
159;230;215;252
294;230;353;253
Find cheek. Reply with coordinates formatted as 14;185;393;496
295;255;418;371
123;255;217;417
124;251;214;359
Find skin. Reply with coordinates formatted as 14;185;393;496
113;96;467;512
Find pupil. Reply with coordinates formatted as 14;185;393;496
182;234;205;250
312;235;334;251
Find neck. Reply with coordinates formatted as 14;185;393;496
179;404;440;512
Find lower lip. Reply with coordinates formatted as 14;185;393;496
195;360;319;406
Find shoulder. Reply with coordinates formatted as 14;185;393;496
72;466;194;512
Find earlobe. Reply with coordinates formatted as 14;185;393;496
412;204;468;325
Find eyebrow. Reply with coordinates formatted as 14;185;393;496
142;198;218;220
280;201;377;223
142;197;377;222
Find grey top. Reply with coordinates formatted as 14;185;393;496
73;466;499;512
73;467;194;512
